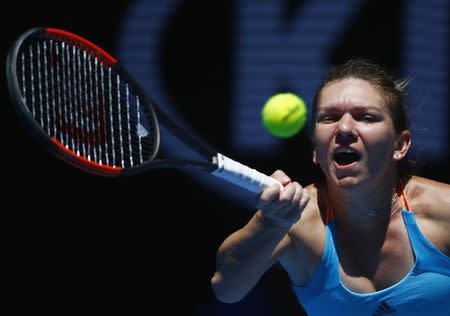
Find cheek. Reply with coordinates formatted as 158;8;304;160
313;126;331;143
361;126;396;154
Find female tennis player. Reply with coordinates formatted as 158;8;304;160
211;59;450;315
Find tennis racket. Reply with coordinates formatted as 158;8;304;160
6;27;282;194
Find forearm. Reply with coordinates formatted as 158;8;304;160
211;211;291;303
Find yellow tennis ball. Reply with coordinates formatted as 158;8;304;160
261;92;308;138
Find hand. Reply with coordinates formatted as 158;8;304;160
256;170;310;229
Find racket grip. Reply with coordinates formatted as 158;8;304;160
211;153;283;194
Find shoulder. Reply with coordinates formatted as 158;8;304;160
405;176;450;220
404;176;450;254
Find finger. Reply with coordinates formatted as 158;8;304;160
257;183;282;208
299;187;310;210
291;182;303;205
279;182;297;204
267;183;304;219
259;181;300;210
271;170;291;186
262;183;301;216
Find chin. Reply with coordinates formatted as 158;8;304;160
334;177;358;188
332;174;369;190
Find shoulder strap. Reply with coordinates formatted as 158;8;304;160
399;180;411;211
325;194;335;224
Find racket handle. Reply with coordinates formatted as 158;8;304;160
211;153;283;194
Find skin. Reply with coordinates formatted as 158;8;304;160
211;78;450;302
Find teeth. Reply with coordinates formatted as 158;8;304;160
336;148;358;154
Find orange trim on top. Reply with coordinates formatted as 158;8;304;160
46;28;117;66
399;181;411;211
325;194;335;224
51;137;122;175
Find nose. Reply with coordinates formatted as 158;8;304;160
335;114;357;144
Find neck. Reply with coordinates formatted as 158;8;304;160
327;175;402;230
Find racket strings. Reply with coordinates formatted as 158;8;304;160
17;38;158;169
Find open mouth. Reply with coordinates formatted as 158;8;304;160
334;149;361;166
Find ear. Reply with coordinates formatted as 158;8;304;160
312;148;319;164
393;130;411;161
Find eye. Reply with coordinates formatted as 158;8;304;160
317;114;338;123
355;114;379;122
362;115;376;122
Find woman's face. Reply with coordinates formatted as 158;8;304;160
313;78;408;189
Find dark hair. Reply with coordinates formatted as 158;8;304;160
311;58;410;133
311;58;414;175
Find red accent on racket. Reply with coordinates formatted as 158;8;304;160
6;27;281;193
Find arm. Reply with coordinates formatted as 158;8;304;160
211;170;310;303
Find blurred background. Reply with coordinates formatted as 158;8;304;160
1;0;448;315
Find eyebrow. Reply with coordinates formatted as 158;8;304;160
317;105;384;113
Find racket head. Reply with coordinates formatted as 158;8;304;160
6;27;161;177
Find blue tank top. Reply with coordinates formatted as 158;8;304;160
291;200;450;315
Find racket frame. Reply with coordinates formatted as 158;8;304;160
6;27;282;192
